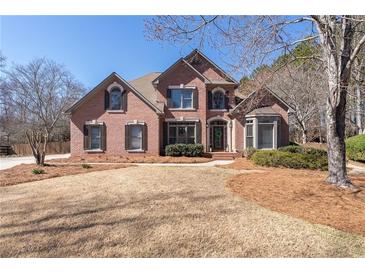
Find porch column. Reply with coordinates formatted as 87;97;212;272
227;121;232;152
253;117;258;149
273;120;278;149
206;123;210;152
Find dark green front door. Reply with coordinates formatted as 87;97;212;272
212;126;224;151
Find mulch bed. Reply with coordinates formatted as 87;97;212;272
0;163;131;187
50;155;212;164
226;159;365;236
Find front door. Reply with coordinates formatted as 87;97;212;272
212;126;224;151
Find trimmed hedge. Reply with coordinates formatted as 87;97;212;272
346;134;365;162
165;144;204;157
252;146;328;170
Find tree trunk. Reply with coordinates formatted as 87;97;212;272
356;84;364;134
302;129;308;144
325;90;351;187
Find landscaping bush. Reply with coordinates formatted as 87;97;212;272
165;144;204;157
278;145;304;154
252;147;328;170
81;163;92;169
32;168;45;174
346;134;365;162
243;147;257;159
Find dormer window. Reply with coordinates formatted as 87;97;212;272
110;87;122;110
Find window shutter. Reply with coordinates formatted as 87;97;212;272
166;89;171;107
142;124;148;151
83;125;90;150
104;90;110;110
102;124;106;151
225;91;230;109
193;90;198;109
195;121;201;144
207;91;212;109
122;91;127;111
125;124;130;150
163;122;168;147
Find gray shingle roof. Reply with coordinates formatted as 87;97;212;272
246;106;280;116
129;72;164;112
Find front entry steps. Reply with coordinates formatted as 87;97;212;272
209;152;240;160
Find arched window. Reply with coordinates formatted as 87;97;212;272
212;90;225;109
110;87;122;110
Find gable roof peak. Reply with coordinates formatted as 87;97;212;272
184;49;238;85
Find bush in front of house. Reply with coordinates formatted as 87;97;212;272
81;163;92;169
346;134;365;162
165;144;204;157
252;146;328;170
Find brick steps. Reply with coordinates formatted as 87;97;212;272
209;152;239;160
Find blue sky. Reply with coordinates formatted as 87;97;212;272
0;16;312;90
0;16;237;89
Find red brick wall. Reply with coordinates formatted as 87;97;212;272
155;62;237;152
156;62;209;150
189;55;227;81
70;75;160;156
233;92;289;151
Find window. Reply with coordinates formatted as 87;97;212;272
168;122;196;144
245;120;254;148
258;124;274;149
110;88;122;110
90;126;101;149
125;123;147;151
170;89;194;109
130;125;143;150
212;90;225;109
84;123;104;151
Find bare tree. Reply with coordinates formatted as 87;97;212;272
5;58;84;165
269;63;327;144
145;15;365;188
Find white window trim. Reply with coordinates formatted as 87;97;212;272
244;117;278;150
107;82;125;111
126;121;145;152
86;124;103;151
167;121;197;145
169;87;195;110
107;82;124;92
211;87;226;110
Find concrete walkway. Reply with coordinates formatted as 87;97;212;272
0;154;71;170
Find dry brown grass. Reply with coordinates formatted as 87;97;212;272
0;166;364;257
50;155;212;164
226;160;365;236
0;163;131;187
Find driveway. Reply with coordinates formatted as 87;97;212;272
0;165;364;257
0;154;70;170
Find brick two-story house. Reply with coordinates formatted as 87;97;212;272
66;49;291;156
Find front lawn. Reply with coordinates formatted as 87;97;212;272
1;165;364;257
50;155;212;164
226;158;365;236
0;163;131;187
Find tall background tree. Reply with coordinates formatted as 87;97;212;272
3;58;85;165
145;15;365;188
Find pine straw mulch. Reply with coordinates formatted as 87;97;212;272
225;158;365;236
50;155;212;164
0;163;131;187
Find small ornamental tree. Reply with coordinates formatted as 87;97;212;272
5;58;84;165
